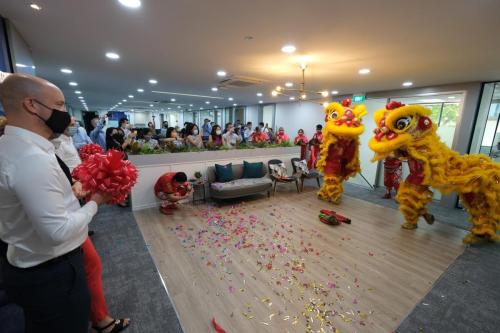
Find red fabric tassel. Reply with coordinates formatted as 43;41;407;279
79;143;104;161
72;149;138;204
212;318;227;333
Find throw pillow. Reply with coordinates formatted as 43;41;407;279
215;163;234;182
293;159;309;175
243;161;264;178
269;163;288;179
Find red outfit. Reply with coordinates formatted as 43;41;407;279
251;131;268;143
323;139;356;176
154;172;189;208
308;132;323;169
383;157;402;190
294;134;309;160
82;237;108;323
407;157;425;185
275;132;289;144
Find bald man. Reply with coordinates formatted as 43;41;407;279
0;74;110;333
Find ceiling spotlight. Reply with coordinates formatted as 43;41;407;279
217;70;227;77
281;44;296;53
118;102;122;105
276;86;283;92
105;52;120;60
122;99;127;102
256;92;263;97
214;105;218;108
30;3;42;10
149;79;158;84
285;82;293;87
331;90;339;95
402;81;413;87
170;98;176;102
168;107;171;110
358;68;371;75
60;68;72;74
199;107;203;110
228;97;234;101
78;96;83;99
118;0;142;9
149;104;154;107
321;91;329;97
289;97;295;101
300;94;307;100
137;88;144;92
75;90;81;94
259;100;263;104
205;101;210;104
128;95;134;98
271;90;278;97
211;87;218;92
322;102;329;107
448;96;456;99
177;106;181;108
233;103;237;106
189;104;193;107
69;82;78;86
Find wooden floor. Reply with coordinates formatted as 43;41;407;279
134;187;466;333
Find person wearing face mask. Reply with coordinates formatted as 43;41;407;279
208;124;225;148
294;129;309;160
164;127;184;148
51;117;82;172
308;124;323;169
90;115;107;150
0;73;112;333
243;122;253;143
137;128;159;150
222;122;242;149
251;126;268;144
72;120;93;150
274;126;290;144
185;123;203;148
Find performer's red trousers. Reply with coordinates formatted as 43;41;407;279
82;237;109;323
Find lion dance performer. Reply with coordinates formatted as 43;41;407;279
317;98;367;203
382;156;402;199
369;101;500;244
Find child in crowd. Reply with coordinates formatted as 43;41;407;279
154;172;193;215
274;126;289;144
251;126;268;143
308;124;323;169
208;124;225;148
294;129;309;160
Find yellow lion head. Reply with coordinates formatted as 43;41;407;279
368;101;436;161
323;98;367;137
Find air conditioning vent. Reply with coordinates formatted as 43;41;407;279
219;75;267;88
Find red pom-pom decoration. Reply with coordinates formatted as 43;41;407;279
79;144;104;161
341;98;352;107
386;101;405;110
72;149;138;204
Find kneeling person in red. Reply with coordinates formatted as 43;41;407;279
154;172;193;215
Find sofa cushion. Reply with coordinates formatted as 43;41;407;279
242;161;264;178
293;159;309;175
215;163;234;182
269;162;288;178
211;177;272;193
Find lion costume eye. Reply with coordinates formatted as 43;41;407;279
329;111;338;120
394;116;412;131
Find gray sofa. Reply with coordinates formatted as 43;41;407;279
207;163;272;200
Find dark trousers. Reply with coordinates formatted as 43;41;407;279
1;251;90;333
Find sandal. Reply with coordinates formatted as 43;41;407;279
92;318;130;333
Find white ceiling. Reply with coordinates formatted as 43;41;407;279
1;0;500;113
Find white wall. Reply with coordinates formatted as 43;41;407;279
275;101;324;139
245;105;259;126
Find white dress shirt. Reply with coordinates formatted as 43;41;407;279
222;132;242;148
0;126;97;268
51;134;82;172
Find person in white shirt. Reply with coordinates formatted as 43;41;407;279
137;128;159;150
222;122;242;149
0;73;110;333
72;120;93;150
51;118;82;172
243;121;253;143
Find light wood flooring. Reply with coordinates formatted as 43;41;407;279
134;187;466;333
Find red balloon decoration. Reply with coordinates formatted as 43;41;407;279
79;143;104;161
72;149;138;204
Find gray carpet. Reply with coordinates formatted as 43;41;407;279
89;205;183;333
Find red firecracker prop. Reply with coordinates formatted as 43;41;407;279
72;149;138;204
211;318;227;333
79;143;104;161
320;209;351;224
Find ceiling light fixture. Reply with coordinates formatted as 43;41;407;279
118;0;141;9
149;104;153;107
170;98;176;102
105;52;120;60
228;97;234;101
211;87;218;92
358;68;371;75
331;90;339;95
149;79;158;84
214;105;218;108
205;101;210;104
256;93;263;97
30;3;42;10
259;101;263;104
321;91;329;97
60;68;72;74
69;82;78;86
118;102;122;105
78;96;84;99
137;88;144;92
217;70;227;77
448;96;456;99
402;81;413;87
75;90;82;94
152;90;224;99
285;82;293;87
189;104;193;107
122;99;127;102
128;95;134;98
233;103;237;106
281;44;296;53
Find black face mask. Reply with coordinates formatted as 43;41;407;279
33;100;71;134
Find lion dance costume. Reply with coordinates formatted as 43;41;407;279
369;101;500;244
317;98;367;203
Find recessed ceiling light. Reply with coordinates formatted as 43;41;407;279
233;103;237;106
205;101;210;104
177;106;181;108
69;82;78;86
214;105;218;108
331;90;339;95
358;68;371;75
199;107;203;110
322;102;329;107
16;63;27;68
289;96;295;100
217;70;226;77
30;3;42;10
285;82;293;87
448;96;456;99
75;90;81;94
259;100;263;104
189;104;193;107
256;93;263;97
321;91;329;97
78;96;84;99
32;65;36;69
60;68;72;74
118;102;122;105
170;98;176;102
168;107;171;110
149;104;154;107
118;0;141;8
149;79;158;84
402;81;413;87
281;44;296;53
122;99;127;102
228;97;234;101
137;88;144;92
128;95;134;98
211;87;218;92
105;52;120;60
